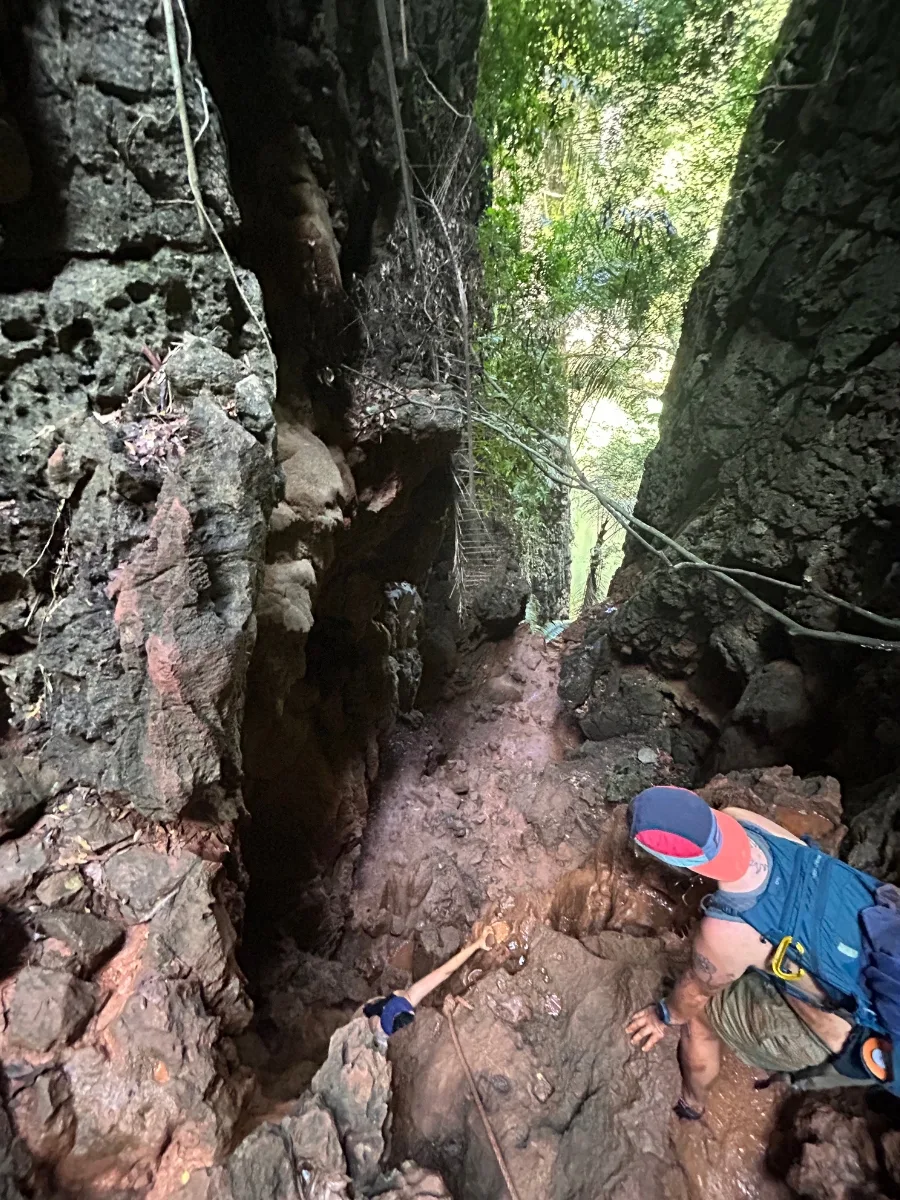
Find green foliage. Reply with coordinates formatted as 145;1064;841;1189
474;0;788;607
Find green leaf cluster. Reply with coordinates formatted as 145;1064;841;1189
474;0;788;608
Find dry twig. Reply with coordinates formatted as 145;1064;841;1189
416;57;471;122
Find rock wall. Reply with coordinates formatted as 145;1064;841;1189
566;5;900;1193
188;0;487;958
0;0;276;1190
0;0;485;1194
608;0;900;814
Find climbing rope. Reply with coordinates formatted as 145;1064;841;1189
442;997;524;1200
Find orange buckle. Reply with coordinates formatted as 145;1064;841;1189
862;1036;892;1082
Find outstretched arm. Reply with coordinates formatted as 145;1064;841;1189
404;928;493;1007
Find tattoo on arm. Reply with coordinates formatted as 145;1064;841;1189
689;949;735;995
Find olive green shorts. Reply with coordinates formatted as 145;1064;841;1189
706;971;870;1090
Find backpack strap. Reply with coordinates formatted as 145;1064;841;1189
700;892;746;923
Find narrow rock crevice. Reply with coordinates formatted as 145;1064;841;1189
0;0;489;1192
1;0;900;1197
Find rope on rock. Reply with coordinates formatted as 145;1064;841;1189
443;997;524;1200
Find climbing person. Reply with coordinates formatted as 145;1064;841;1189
364;921;509;1037
624;785;900;1119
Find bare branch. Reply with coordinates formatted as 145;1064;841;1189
416;57;471;123
672;562;900;634
174;0;193;67
193;81;211;148
162;0;204;234
376;0;420;266
400;0;409;64
424;194;474;498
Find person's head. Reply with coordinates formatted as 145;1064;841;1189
628;786;752;883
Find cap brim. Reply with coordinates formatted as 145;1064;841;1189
691;809;752;882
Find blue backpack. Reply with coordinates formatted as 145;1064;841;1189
706;822;900;1091
860;884;900;1092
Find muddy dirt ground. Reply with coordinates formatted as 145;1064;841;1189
248;626;805;1199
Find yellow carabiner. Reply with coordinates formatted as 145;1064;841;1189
771;935;806;981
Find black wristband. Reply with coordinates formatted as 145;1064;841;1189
656;999;673;1026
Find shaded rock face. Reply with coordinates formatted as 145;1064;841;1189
191;0;490;962
239;397;462;957
418;517;530;705
769;1091;900;1200
0;0;481;1195
846;771;900;881
607;0;900;800
558;609;717;794
0;0;279;1190
190;0;486;422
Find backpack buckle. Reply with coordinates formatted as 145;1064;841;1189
772;935;806;981
862;1036;892;1082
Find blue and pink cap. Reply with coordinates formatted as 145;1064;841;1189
629;786;752;882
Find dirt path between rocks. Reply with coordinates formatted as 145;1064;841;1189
338;629;584;978
331;626;790;1200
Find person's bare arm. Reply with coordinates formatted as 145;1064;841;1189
626;919;751;1050
403;929;492;1007
666;938;739;1024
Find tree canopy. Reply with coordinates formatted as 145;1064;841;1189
474;0;788;611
